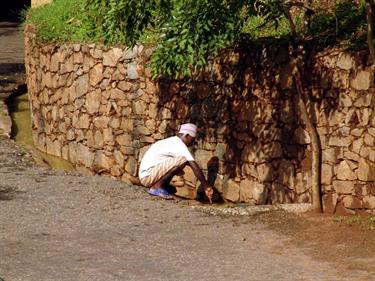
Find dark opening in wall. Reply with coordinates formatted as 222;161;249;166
1;0;31;22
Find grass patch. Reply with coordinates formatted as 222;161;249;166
333;215;375;231
24;0;105;43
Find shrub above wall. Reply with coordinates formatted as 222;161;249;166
24;24;375;214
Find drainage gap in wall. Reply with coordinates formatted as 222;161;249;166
7;89;74;171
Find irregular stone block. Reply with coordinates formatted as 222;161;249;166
333;180;355;194
133;100;147;115
223;179;240;202
351;70;372;90
89;63;104;86
76;113;90;129
335;160;357;180
335;201;355;215
125;156;138;176
336;53;353;70
76;143;94;167
322;147;342;164
322;192;338;214
94;150;114;170
321;163;333;185
357;158;375;181
328;136;352;147
118;81;133;92
93;116;110;128
363;196;375;208
74;74;89;100
103;48;123;67
127;63;138;79
116;134;132;146
342;195;363;209
239;179;268;204
270;183;293;204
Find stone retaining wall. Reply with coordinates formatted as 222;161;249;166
24;25;375;214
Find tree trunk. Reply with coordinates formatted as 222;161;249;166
294;74;322;213
366;0;375;64
290;47;322;213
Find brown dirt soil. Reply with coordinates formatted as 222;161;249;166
1;139;375;280
250;211;375;274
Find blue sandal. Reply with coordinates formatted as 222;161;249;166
147;188;174;200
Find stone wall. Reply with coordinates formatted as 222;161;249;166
24;25;375;214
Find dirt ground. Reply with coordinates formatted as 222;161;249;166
251;211;375;274
1;139;375;281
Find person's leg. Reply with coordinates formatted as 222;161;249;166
151;161;187;189
143;156;188;198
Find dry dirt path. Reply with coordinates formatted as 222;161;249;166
0;139;373;281
0;22;25;138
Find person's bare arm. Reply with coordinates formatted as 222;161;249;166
188;161;213;203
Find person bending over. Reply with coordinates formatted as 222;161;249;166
138;123;214;202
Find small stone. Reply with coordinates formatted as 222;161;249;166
336;53;353;70
89;63;104;86
85;90;101;114
118;81;133;92
133;101;147;115
125;156;138;176
127;63;138;79
116;134;132;146
114;151;125;166
103;48;123;66
76;143;95;167
93;116;110;128
74;74;89;100
76;114;90;129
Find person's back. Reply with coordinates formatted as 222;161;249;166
138;123;213;202
139;136;194;180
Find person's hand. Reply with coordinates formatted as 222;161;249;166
204;186;214;204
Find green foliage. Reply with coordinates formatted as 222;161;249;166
25;0;104;43
151;0;244;78
308;1;367;47
88;0;172;46
242;15;291;38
